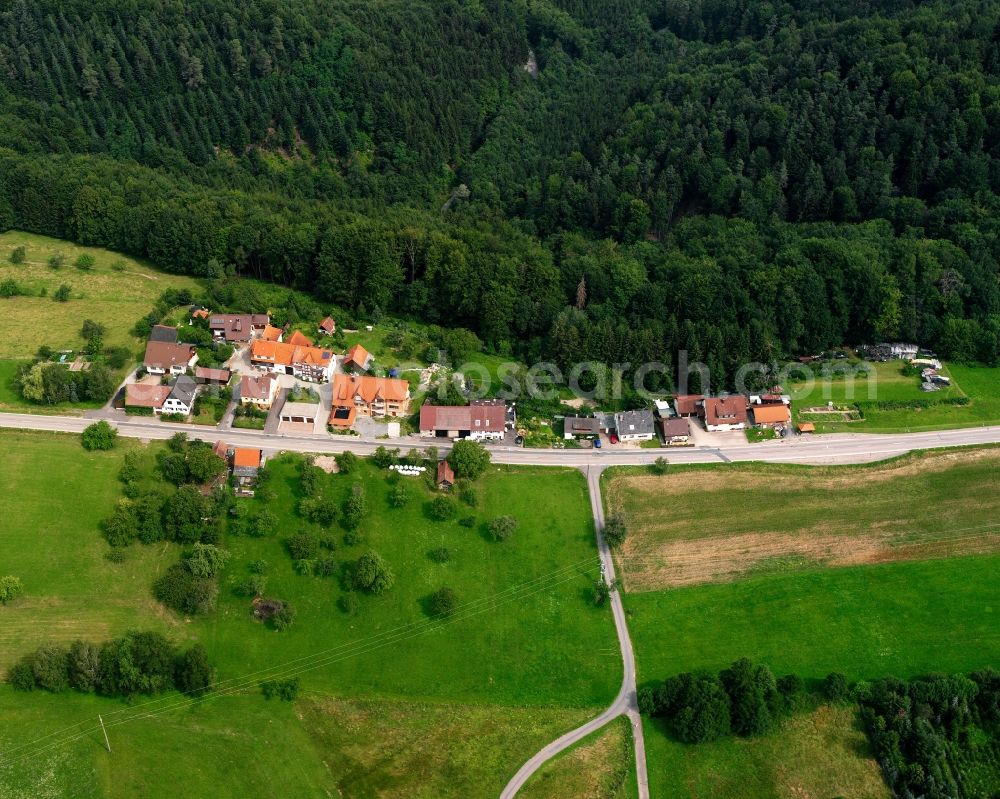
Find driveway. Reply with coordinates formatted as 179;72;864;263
686;421;747;448
263;388;287;434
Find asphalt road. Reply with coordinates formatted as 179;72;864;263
2;412;999;467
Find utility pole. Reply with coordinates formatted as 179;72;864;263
98;715;111;754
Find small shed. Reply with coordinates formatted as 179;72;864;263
232;448;262;486
194;366;231;385
436;459;455;490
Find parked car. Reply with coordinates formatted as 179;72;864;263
609;434;619;444
593;438;602;449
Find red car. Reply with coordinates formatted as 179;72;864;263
609;434;619;444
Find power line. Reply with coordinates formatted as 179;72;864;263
2;557;600;767
7;569;591;767
2;555;598;759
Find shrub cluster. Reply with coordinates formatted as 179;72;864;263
252;598;297;630
261;678;300;701
638;658;803;743
9;632;212;698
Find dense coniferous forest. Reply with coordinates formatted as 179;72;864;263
1;0;999;387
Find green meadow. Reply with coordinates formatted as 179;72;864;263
790;359;1000;432
520;717;634;799
608;450;1000;799
0;430;619;798
642;705;888;799
625;554;1000;686
0;231;202;359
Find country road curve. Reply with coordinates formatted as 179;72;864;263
498;466;649;799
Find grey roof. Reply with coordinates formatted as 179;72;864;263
150;325;179;343
279;401;320;419
613;409;655;436
563;415;601;435
168;375;197;405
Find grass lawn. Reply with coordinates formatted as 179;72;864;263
643;705;888;799
0;358;24;406
189;396;228;426
625;553;1000;684
232;415;266;429
191;456;618;707
0;431;619;797
0;431;180;666
744;427;777;443
0;688;597;799
298;694;596;798
520;716;634;799
788;360;960;405
0;230;202;358
606;448;1000;590
790;360;1000;433
189;406;222;425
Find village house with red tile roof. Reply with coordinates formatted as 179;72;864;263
249;339;335;383
143;341;197;376
329;373;410;427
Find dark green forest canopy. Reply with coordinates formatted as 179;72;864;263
1;0;999;386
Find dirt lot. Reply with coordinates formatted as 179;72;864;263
608;448;1000;591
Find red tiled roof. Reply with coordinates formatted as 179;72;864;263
344;344;372;370
144;341;195;369
260;324;283;342
702;396;748;426
250;339;334;369
194;366;230;382
419;404;505;433
752;404;790;425
331;373;409;405
327;404;357;428
209;314;269;342
239;373;276;401
286;330;313;347
233;448;261;469
657;417;690;437
319;316;336;333
437;460;455;485
673;395;704;415
125;383;171;408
